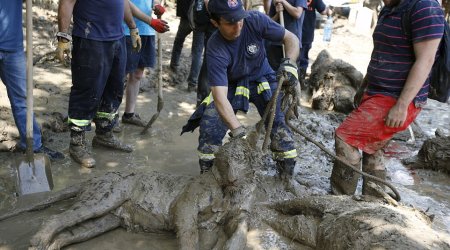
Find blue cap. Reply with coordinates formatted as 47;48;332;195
208;0;249;23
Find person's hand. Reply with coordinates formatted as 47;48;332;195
130;28;142;52
385;103;408;128
153;4;165;17
229;126;247;139
150;19;170;33
275;1;284;12
55;40;71;64
277;58;299;88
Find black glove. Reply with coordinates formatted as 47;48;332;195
228;126;246;139
277;58;299;87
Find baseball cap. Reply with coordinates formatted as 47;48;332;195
207;0;249;23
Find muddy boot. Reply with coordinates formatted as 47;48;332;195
92;132;133;152
199;159;213;174
276;158;296;181
330;136;361;195
69;130;96;168
362;151;387;197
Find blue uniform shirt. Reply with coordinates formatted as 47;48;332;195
366;0;444;106
72;0;125;41
206;11;285;87
269;0;307;46
0;1;23;52
123;0;156;36
302;0;326;44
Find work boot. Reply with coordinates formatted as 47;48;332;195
199;159;213;174
35;146;65;161
69;131;96;168
92;132;133;152
362;151;387;197
122;113;146;127
330;137;361;195
276;158;296;181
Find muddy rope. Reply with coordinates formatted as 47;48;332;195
258;81;401;201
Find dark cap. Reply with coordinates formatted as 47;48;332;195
208;0;249;23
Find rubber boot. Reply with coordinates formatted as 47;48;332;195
92;131;133;152
330;136;361;195
362;150;387;197
276;158;296;181
69;130;96;168
199;159;213;174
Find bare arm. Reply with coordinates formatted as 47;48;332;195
211;86;241;130
58;0;76;33
320;6;332;16
385;38;441;127
124;0;137;29
282;29;300;61
128;0;152;24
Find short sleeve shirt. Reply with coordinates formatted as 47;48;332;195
123;0;155;36
269;0;307;45
302;0;326;44
366;0;445;106
206;11;285;87
73;0;125;41
0;1;23;52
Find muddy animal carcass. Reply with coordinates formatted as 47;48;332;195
308;50;363;114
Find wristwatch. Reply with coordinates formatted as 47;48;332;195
56;32;72;42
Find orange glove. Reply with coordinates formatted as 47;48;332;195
150;19;170;33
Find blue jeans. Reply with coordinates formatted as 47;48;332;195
0;50;42;150
170;17;204;86
69;37;126;132
299;42;312;70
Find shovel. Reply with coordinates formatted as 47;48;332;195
15;0;53;196
141;15;164;135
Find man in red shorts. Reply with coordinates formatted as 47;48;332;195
330;0;445;196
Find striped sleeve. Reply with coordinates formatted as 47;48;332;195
410;0;445;43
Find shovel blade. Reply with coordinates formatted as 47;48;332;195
15;153;53;196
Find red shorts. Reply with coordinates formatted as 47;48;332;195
336;94;421;154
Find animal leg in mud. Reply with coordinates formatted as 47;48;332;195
222;213;248;250
46;214;121;250
260;204;318;248
0;184;81;221
172;190;201;250
29;194;128;249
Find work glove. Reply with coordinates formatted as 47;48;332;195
277;58;299;87
150;19;170;33
55;40;71;66
153;4;166;17
278;58;300;118
228;126;247;139
130;28;142;52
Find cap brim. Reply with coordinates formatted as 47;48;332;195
223;9;249;23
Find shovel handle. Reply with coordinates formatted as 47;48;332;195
26;0;34;159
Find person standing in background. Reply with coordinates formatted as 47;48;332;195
298;0;332;87
170;0;205;92
0;1;64;160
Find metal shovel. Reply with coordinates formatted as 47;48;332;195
15;0;53;196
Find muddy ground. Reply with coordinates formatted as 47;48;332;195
0;4;449;250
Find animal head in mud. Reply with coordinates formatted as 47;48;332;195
309;50;363;114
213;138;255;196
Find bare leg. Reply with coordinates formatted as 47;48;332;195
125;68;144;114
47;214;121;250
362;150;386;197
330;136;361;195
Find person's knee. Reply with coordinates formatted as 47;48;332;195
335;135;360;165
